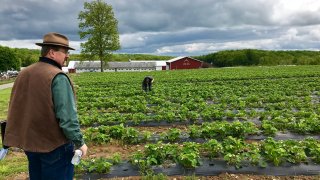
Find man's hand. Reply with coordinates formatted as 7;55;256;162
79;144;88;157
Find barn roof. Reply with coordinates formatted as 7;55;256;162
108;62;156;68
68;61;160;69
167;56;202;63
129;60;167;66
72;61;101;69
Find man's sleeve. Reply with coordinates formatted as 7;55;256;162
52;73;85;149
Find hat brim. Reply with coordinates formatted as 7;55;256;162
35;42;75;50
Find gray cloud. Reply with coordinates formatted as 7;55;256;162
110;0;277;33
0;0;320;56
0;0;85;40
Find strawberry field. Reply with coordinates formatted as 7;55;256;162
71;65;320;178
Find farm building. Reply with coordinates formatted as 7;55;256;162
67;61;163;73
129;60;167;70
166;56;203;70
67;61;101;73
108;61;166;72
67;57;203;73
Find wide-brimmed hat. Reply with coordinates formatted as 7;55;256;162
35;32;75;50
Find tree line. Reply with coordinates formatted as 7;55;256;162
0;45;172;71
194;49;320;67
1;45;320;72
0;45;40;72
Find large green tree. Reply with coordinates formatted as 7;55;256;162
14;48;39;67
0;45;20;71
78;0;120;72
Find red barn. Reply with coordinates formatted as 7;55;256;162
166;56;203;70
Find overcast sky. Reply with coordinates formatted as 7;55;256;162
1;0;320;56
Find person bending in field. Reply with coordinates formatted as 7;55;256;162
3;32;88;180
142;76;154;92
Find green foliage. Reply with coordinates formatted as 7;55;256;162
14;48;39;67
261;120;278;136
122;127;140;144
177;142;201;168
303;137;320;163
83;126;111;144
144;142;168;165
108;123;125;139
130;151;154;175
141;173;167;180
111;53;173;62
0;154;28;179
0;46;38;70
0;45;20;71
111;153;121;165
262;138;288;166
77;157;112;173
203;139;223;158
195;49;320;67
0;88;11;120
0;79;15;85
160;128;181;142
78;0;120;72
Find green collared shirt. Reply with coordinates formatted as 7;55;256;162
52;73;84;149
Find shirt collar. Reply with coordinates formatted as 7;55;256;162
39;57;62;70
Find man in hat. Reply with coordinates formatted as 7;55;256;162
3;32;88;179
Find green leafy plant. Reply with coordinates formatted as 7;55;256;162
261;120;277;136
78;158;112;173
160;128;181;142
262;138;287;166
111;153;121;165
122;127;140;144
108;123;125;139
203;139;222;159
177;142;201;168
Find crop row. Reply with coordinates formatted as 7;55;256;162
76;137;320;173
83;121;258;144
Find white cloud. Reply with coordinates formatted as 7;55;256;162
0;39;82;54
155;39;279;55
309;29;320;41
120;33;148;48
272;0;320;25
0;40;39;49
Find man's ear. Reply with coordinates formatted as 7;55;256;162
46;49;55;59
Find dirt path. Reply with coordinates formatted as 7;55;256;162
0;82;13;90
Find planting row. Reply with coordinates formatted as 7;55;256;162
83;120;320;145
83;121;258;144
76;137;320;174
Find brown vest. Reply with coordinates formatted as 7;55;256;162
4;62;70;152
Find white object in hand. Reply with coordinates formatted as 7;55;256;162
71;149;82;165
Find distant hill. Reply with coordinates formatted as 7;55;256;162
194;49;320;67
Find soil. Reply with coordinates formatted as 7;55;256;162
12;173;320;180
10;144;320;180
106;174;320;180
9;127;320;179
